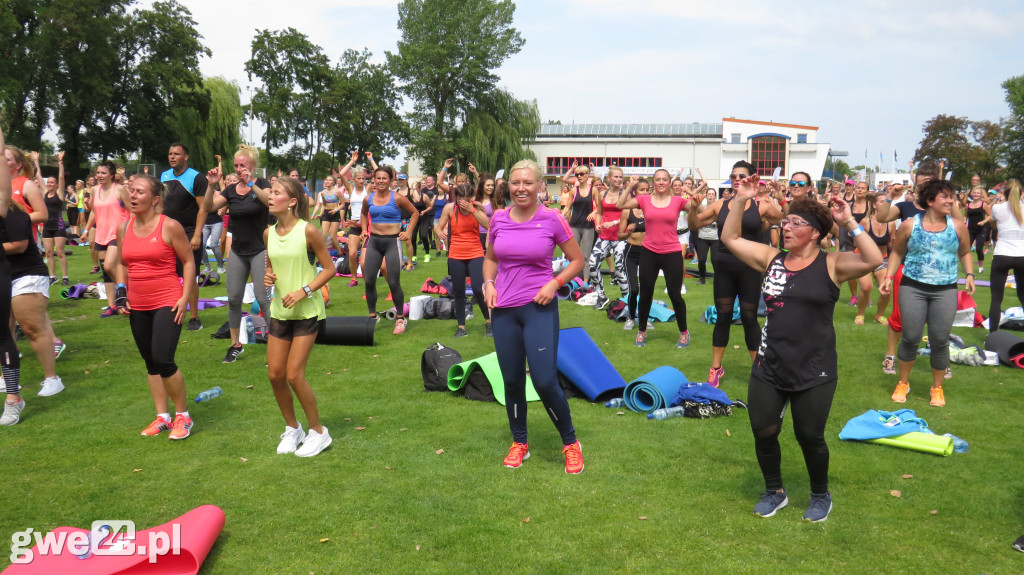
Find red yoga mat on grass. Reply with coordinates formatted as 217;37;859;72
2;505;225;575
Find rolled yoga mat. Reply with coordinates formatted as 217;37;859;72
1;504;225;575
447;352;540;405
384;307;398;321
556;327;626;401
59;283;89;299
315;316;375;346
866;431;954;456
985;330;1024;367
623;366;688;413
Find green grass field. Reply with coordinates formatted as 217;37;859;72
3;243;1022;574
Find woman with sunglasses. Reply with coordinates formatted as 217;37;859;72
687;161;783;387
561;160;597;285
617;171;691;348
722;174;882;522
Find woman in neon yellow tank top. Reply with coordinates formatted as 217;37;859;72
263;177;336;457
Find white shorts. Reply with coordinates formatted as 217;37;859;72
12;275;51;298
677;231;691;245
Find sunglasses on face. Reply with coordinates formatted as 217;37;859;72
780;218;812;229
729;173;749;180
576;172;589;177
789;181;809;187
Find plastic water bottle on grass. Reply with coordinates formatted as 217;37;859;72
195;386;223;403
942;433;968;453
648;406;686;420
605;398;626;408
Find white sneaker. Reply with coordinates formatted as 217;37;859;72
38;376;64;397
0;397;25;425
217;267;226;275
277;424;306;454
680;285;687;295
623;319;635;330
295;426;332;457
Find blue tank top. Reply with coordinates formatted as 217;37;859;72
368;191;402;224
903;214;959;286
433;195;448;220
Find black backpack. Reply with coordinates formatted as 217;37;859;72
421;343;462;391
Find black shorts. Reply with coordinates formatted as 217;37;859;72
347;225;363;237
41;228;67;239
269;316;320;341
95;239;117;250
320;211;342;223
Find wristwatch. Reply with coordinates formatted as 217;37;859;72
302;285;313;298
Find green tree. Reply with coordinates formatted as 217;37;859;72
387;0;524;171
913;114;1000;188
1002;75;1024;181
167;76;244;170
455;89;539;173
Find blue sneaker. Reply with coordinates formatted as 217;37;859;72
803;492;833;523
753;488;788;517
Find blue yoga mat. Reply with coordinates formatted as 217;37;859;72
556;327;627;401
648;303;676;323
623;366;688;413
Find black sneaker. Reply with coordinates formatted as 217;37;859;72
695;278;706;285
753;488;788;517
1014;534;1024;552
49;276;57;285
594;294;610;310
222;344;244;363
61;277;70;286
485;323;493;338
454;326;468;338
187;317;203;331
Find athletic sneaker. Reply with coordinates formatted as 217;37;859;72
680;284;687;295
38;376;64;397
169;414;193;440
623;319;635;330
49;276;57;285
454;326;468;338
99;307;118;319
186;318;203;331
892;381;910;403
90;266;100;274
222;344;244;363
753;488;788;517
563;441;584;474
485;323;493;338
385;292;393;301
503;442;530;468
978;266;984;274
371;315;381;326
676;331;690;349
217;267;226;275
348;279;358;287
277;424;306;454
53;338;66;359
295;427;332;457
61;277;69;286
634;331;647;347
393;318;407;335
436;251;442;257
882;355;896;375
848;296;857;306
594;294;610;310
930;386;945;407
944;366;952;380
707;365;725;388
140;415;171;436
803;492;833;523
423;254;430;263
1014;534;1024;552
696;278;706;285
0;397;25;426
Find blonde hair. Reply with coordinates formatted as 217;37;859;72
276;177;310;221
6;147;34;178
509;159;543;182
234;144;260;169
351;166;366;178
1007;179;1022;225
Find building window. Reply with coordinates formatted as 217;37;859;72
731;133;741;144
544;157;664;175
750;136;787;176
797;133;807;144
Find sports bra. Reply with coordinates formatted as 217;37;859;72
367;191;402;224
323;190;339;204
865;220;890;247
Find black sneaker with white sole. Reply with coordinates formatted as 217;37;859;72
1014;534;1024;552
187;317;203;331
222;344;244;363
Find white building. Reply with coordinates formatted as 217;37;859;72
529;118;832;192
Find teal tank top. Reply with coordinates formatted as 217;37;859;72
903;214;959;286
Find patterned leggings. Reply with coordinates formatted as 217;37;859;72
588;239;628;297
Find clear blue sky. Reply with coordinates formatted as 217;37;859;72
153;0;1024;171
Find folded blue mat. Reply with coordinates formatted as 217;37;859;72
647;301;676;323
623;366;688;413
671;382;733;406
556;327;626;401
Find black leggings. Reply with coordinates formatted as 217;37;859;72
416;218;433;255
692;236;717;280
712;256;762;350
448;257;489;325
989;255;1024;333
0;260;20;394
129;307;182;378
363;234;405;317
624;243;643;320
638;249;687;332
970;227;989;263
748;377;837;495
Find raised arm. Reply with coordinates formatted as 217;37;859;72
437;158;454;194
721;176;778;273
561;160;579;185
203;167;228;213
616;177;640;211
56;151;66;200
830;196;884;284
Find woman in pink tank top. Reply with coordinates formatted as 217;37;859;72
82;161;129;316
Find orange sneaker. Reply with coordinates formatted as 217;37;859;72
503;442;530;468
141;416;171;436
892;381;910;403
563;441;584;474
168;414;193;440
930;386;945;407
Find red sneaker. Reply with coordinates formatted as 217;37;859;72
503;442;530;468
563;441;584;474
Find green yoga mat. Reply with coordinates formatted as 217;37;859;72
447;352;540;405
866;431;954;456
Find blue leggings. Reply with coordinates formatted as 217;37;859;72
491;302;576;445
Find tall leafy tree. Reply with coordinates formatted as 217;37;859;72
914;114;1001;187
324;49;407;165
167;76;244;170
1002;75;1024;181
387;0;524;171
455;88;539;173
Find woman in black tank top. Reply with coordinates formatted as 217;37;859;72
854;193;896;325
720;179;883;523
964;187;990;273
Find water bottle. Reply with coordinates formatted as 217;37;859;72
605;397;626;408
195;386;223;403
647;406;686;420
245;317;256;344
942;433;969;453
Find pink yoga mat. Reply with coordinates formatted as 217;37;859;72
2;505;225;575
